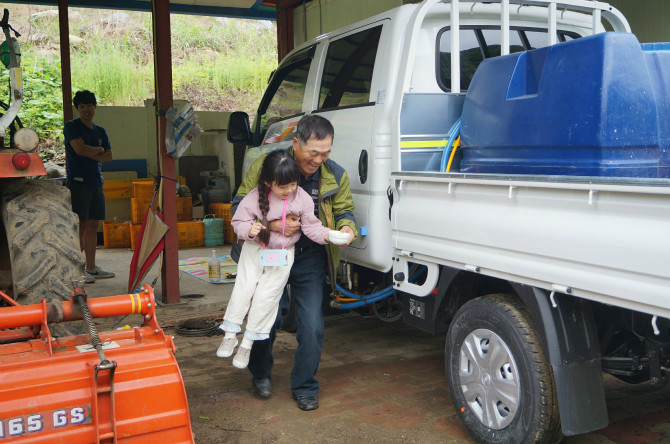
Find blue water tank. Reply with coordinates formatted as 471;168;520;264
459;32;670;177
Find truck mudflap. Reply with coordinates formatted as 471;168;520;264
512;284;608;436
0;285;194;443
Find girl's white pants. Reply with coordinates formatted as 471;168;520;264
222;241;294;340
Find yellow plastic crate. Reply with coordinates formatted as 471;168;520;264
209;203;232;222
131;198;154;223
129;223;142;251
178;221;204;248
103;221;131;248
132;180;155;199
177;197;193;221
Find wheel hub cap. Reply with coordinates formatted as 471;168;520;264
458;328;520;429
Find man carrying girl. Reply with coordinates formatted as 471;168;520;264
216;149;333;369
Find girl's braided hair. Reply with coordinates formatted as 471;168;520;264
256;149;300;245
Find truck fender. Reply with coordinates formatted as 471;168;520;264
510;283;609;436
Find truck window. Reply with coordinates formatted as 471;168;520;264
318;25;382;110
437;26;581;91
255;46;314;137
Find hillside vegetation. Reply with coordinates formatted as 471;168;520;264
0;4;277;159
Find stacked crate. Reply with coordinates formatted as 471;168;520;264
129;181;202;249
208;203;233;244
177;221;204;248
103;221;131;248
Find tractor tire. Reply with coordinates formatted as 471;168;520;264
1;179;84;308
445;294;562;444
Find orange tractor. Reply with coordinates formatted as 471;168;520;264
0;285;194;443
0;9;194;442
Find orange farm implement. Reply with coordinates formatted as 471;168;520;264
0;285;194;443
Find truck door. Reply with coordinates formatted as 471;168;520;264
243;45;319;175
311;24;384;258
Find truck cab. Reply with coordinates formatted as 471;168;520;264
228;0;629;273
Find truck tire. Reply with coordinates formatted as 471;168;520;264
2;179;84;307
445;294;562;444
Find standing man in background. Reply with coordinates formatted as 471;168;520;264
65;90;115;282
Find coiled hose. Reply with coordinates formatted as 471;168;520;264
175;319;221;337
332;265;426;309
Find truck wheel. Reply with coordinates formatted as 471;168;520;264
445;294;562;444
2;179;84;307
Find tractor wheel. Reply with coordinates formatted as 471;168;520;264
1;179;84;310
445;294;562;444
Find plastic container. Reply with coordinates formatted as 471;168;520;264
177;196;193;221
131;198;153;223
103;221;131;248
209;202;232;221
132;180;155;199
201;175;231;212
203;214;224;247
177;221;204;248
208;249;221;283
209;203;234;243
129;223;142;250
459;33;670;178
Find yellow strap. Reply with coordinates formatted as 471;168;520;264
400;140;448;149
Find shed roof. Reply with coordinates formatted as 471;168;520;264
0;0;297;20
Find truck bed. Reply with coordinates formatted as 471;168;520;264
390;171;670;319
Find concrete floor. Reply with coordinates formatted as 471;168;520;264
88;246;670;444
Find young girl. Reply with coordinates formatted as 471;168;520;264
216;150;332;369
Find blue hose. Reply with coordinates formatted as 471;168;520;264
335;283;392;300
333;265;427;309
335;287;395;309
440;118;461;172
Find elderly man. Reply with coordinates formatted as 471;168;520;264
231;114;357;411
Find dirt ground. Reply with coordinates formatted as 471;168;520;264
169;314;670;444
88;246;670;444
174;313;468;444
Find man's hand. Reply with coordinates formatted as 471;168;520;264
340;225;355;246
268;214;300;236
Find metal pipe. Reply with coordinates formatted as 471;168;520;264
0;288;156;330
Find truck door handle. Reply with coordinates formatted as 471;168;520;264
358;150;368;184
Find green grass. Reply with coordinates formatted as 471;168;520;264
0;8;277;151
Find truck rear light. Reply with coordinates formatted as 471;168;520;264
12;152;31;170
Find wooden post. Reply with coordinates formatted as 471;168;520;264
58;0;72;123
151;0;180;304
276;0;294;62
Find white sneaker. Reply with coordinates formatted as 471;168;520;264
216;337;238;358
232;347;251;369
85;265;115;279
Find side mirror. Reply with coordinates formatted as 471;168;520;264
227;111;252;145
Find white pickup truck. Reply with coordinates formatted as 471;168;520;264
228;1;670;442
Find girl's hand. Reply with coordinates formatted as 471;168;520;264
248;222;266;238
